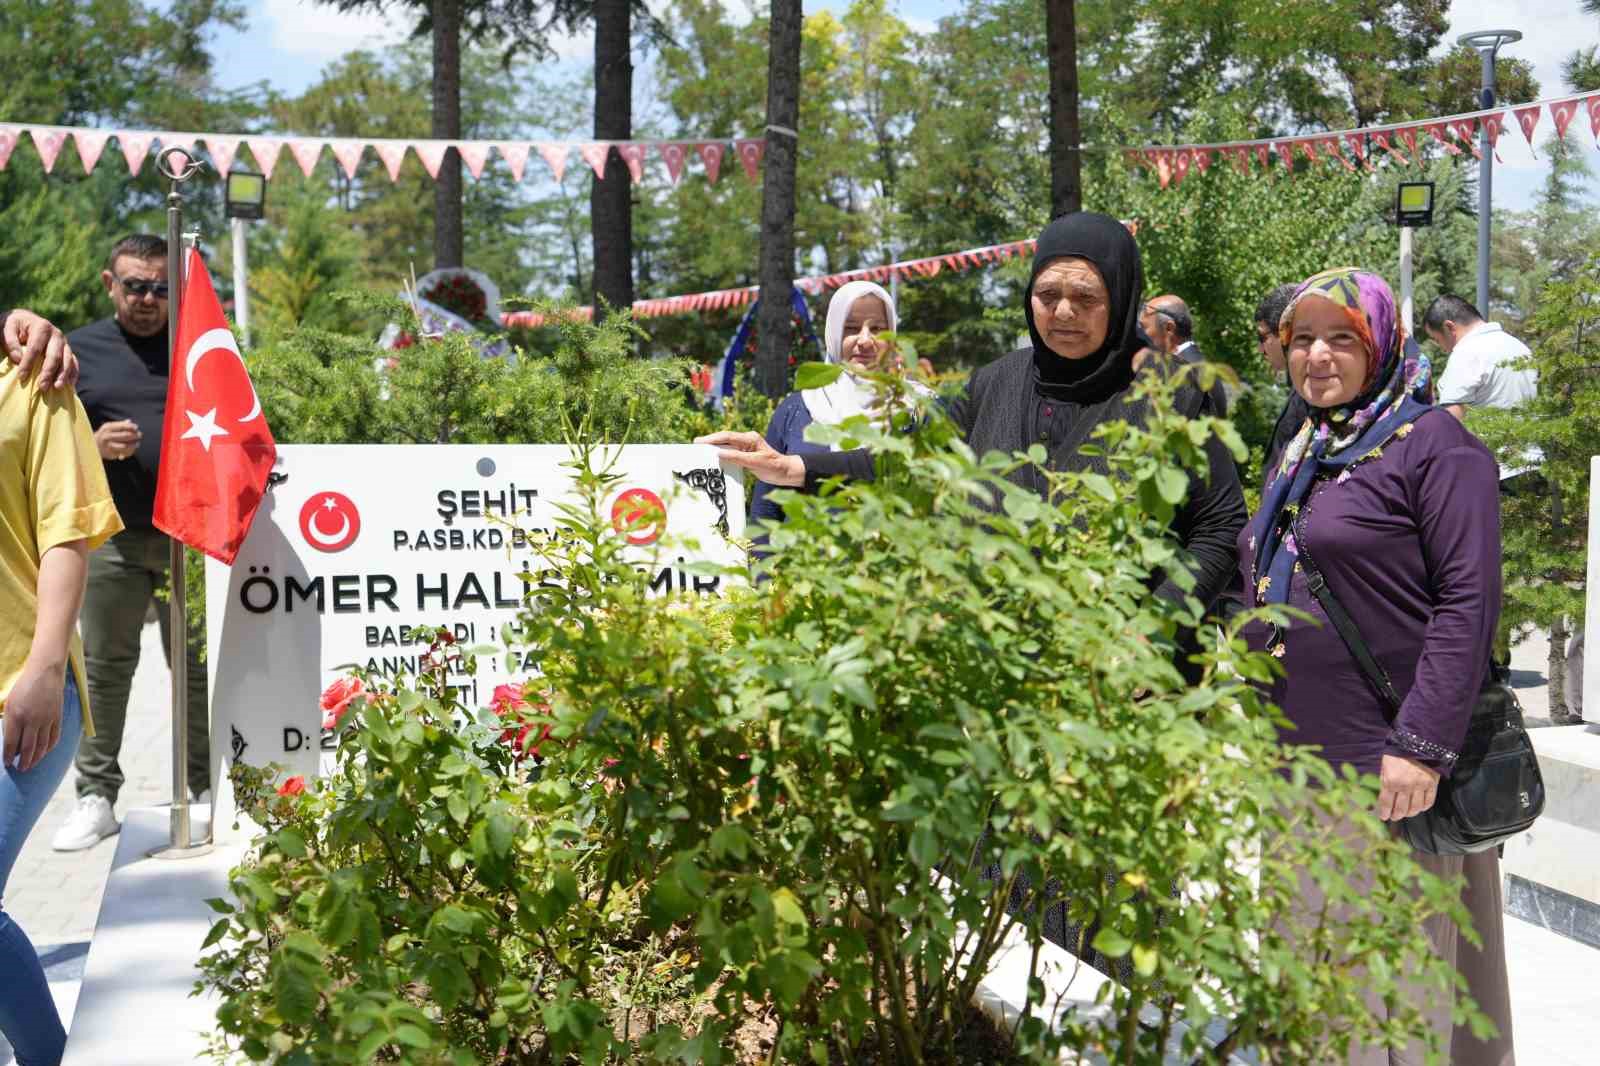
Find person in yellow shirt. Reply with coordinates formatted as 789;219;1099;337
0;332;121;1066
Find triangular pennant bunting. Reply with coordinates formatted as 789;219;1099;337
0;126;17;171
1588;97;1600;142
618;142;646;183
535;142;567;182
1372;130;1409;166
1396;126;1420;163
1515;105;1542;148
1192;148;1212;175
287;138;324;177
1423;121;1462;155
206;136;239;176
413;141;449;179
31;128;67;173
697;141;724;183
74;129;110;174
373;142;408;181
329;139;365;179
659;142;688;184
1254;143;1270;170
1450;119;1482;159
1482;113;1506;147
1154;149;1173;188
1321;136;1355;171
458;142;490;180
1344;132;1372;171
496;142;530;183
1550;98;1579;139
579;142;611;180
246;137;283;180
735;138;765;181
118;131;152;175
1173;149;1191;185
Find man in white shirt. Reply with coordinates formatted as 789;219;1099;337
1423;294;1539;482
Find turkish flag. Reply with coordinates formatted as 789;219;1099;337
152;249;277;565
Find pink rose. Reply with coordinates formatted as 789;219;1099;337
276;775;306;797
320;677;366;731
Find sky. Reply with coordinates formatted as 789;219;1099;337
205;0;1600;214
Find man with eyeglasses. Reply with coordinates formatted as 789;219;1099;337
52;234;210;851
1138;293;1228;417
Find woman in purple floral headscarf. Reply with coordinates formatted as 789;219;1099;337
1239;267;1514;1065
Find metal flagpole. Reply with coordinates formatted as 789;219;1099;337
152;146;212;860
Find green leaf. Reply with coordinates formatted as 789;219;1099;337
1153;467;1189;506
793;362;845;390
201;918;232;951
1131;943;1159;977
771;887;808;930
1090;927;1133;959
908;825;939;868
393;1023;432;1049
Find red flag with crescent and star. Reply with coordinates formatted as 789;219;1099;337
152;248;277;565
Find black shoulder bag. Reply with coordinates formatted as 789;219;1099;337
1292;506;1545;855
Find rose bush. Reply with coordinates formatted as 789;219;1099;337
199;373;1486;1064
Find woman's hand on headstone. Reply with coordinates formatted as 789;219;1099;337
695;431;805;488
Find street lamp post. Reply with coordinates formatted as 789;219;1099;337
223;170;267;347
1395;182;1436;335
1457;29;1522;317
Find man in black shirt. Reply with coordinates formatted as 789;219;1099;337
52;234;210;852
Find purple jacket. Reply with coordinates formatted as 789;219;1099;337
1237;409;1501;776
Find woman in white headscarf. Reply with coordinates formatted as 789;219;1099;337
747;280;899;529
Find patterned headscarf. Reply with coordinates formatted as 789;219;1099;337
1248;268;1433;609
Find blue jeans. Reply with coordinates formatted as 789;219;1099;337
0;670;82;1066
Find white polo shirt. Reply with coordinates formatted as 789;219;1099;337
1434;322;1539;479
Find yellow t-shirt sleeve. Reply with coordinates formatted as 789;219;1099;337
28;384;124;554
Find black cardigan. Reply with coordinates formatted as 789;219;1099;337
800;348;1248;611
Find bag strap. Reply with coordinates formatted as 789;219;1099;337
1291;506;1405;720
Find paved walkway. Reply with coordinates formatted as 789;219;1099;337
3;622;1595;1064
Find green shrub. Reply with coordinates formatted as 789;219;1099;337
200;371;1484;1064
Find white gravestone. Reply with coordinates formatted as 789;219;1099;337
205;444;745;827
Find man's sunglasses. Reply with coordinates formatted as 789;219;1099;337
116;277;169;299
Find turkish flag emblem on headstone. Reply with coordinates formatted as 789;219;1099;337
152;249;278;565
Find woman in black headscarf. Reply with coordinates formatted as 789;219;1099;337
701;211;1247;612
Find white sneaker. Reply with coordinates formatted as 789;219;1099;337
51;794;119;851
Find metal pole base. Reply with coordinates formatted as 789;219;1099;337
148;842;216;861
146;804;214;859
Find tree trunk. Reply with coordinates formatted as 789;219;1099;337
431;0;464;269
591;0;634;321
755;0;802;399
1551;618;1572;722
1044;0;1081;217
